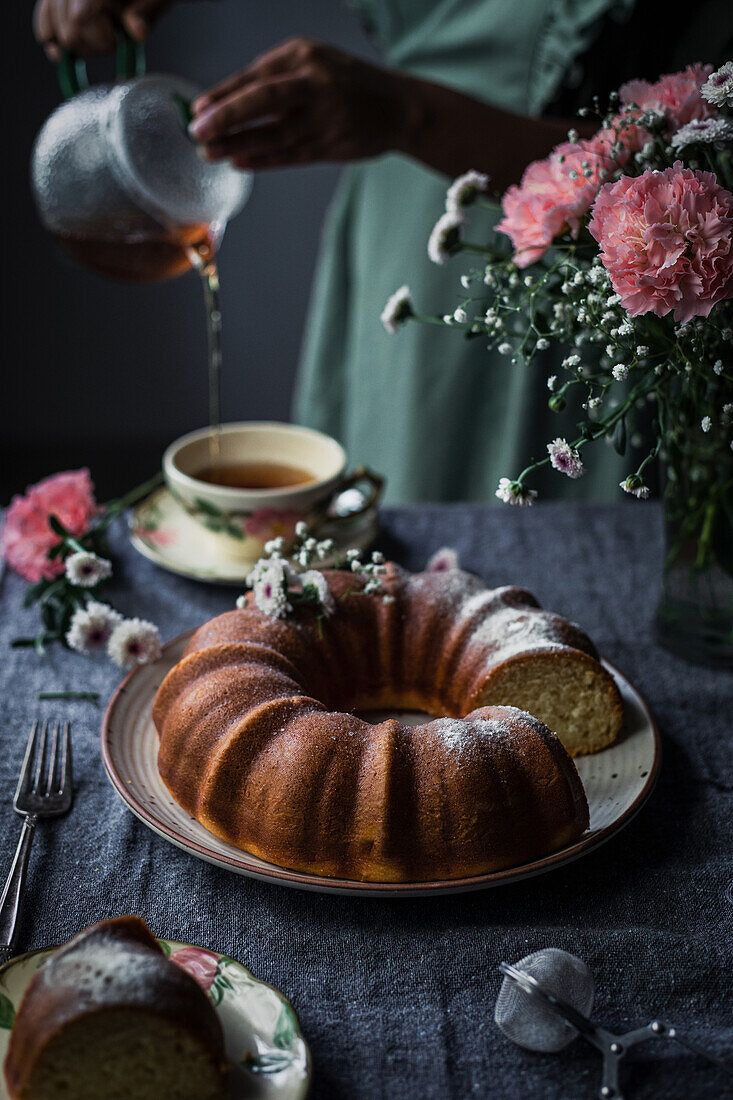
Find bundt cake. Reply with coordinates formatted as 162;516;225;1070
4;917;227;1100
153;564;622;882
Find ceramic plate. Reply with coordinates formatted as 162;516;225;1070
129;486;379;585
0;939;310;1099
101;633;660;897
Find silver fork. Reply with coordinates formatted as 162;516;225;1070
0;721;73;966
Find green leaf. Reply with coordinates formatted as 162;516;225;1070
273;1003;297;1050
37;691;99;702
194;498;222;517
613;418;627;456
47;514;68;538
0;993;15;1029
23;579;51;608
158;940;172;958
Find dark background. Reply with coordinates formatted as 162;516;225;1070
5;1;377;502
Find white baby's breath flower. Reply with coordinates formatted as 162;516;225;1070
64;551;112;588
107;618;162;669
495;478;537;506
547;375;557;391
445;170;489;212
453;307;468;323
619;477;650;500
713;360;723;375
251;559;292;619
498;342;512;355
547;438;585;479
671;117;733;149
66;601;121;654
536;338;549;350
701;62;733;108
701;416;712;433
294;522;309;539
264;536;285;555
612;364;629;381
427;211;465;264
236;594;248;609
426;547;459;573
380;285;413;334
300;570;335;616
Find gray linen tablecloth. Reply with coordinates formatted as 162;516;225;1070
0;502;730;1099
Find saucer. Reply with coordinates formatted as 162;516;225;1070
129;486;379;585
0;938;310;1099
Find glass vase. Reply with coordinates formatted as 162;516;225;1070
654;383;733;669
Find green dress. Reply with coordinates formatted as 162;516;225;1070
291;0;706;503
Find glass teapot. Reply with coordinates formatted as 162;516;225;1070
31;36;251;281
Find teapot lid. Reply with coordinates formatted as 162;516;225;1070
104;73;251;230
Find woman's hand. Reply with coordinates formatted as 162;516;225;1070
33;0;171;60
190;38;412;169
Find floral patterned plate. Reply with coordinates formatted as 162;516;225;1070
129;486;379;585
0;939;310;1099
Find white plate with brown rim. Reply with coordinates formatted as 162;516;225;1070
0;938;310;1099
100;633;660;897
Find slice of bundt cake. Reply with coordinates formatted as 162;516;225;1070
152;564;620;882
4;917;227;1100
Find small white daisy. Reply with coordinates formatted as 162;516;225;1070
547;438;585;479
445;170;489;213
495;478;537;506
251;559;292;619
107;618;162;669
300;570;335;616
426;547;459;573
380;285;414;334
65;551;113;588
701;62;733;108
66;601;121;654
619;477;650;500
427;211;465;265
670;117;733;149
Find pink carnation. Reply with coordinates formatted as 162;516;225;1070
620;64;715;133
497;126;641;268
589;163;733;323
2;469;97;582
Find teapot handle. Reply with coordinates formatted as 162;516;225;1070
57;26;146;100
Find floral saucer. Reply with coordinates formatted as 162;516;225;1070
0;939;310;1099
129;486;379;585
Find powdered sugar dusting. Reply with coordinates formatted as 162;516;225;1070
38;930;176;1009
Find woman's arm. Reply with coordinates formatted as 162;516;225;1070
191;39;595;192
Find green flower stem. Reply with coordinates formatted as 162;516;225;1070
99;471;164;526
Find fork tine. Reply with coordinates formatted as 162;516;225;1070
32;720;48;794
45;722;60;795
14;722;40;802
58;722;73;796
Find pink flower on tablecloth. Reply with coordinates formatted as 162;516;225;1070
1;469;97;582
497;124;643;268
132;526;178;548
589;163;733;322
620;64;715;134
169;946;219;992
244;508;304;543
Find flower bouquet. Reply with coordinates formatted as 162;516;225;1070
3;469;164;678
383;63;733;666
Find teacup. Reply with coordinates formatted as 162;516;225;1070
163;422;383;563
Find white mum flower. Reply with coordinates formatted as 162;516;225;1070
66;601;121;654
612;364;629;381
547;438;585;479
445;170;489;213
65;551;113;588
427;211;465;265
619;478;650;500
426;547;459;573
671;117;733;149
701;62;733;107
380;285;413;334
701;416;712;433
251;559;292;619
300;570;335;616
495;478;537;506
107;618;162;669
